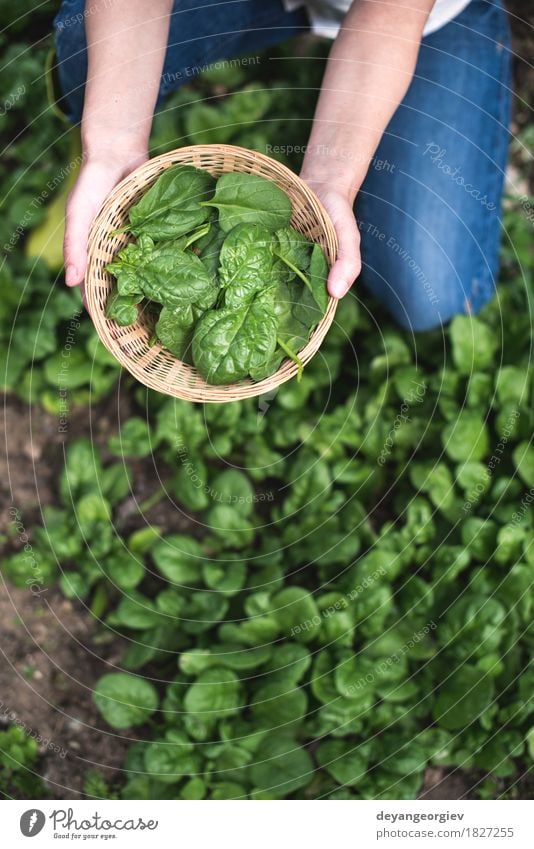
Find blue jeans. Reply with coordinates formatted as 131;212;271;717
54;0;511;331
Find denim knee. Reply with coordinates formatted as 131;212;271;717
53;0;87;123
358;215;498;332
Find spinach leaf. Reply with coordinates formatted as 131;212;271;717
249;735;313;798
271;230;327;314
105;288;141;326
278;279;317;376
195;218;226;279
93;673;158;729
139;246;218;309
144;731;201;783
308;243;329;313
184;667;242;721
155;306;195;359
433;667;494;730
106;238;152;297
107;239;218;311
248;279;310;381
201;172;292;232
192;291;278;384
219;223;274;307
127;164;215;239
274;226;312;270
292;282;325;332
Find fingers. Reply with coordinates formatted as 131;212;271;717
63;163;108;287
63;160;132;287
64;183;93;287
327;204;361;299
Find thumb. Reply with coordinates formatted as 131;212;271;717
327;203;361;299
63;162;125;287
64;180;98;287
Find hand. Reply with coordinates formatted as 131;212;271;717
64;150;148;287
299;178;361;299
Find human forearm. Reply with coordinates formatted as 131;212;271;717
82;0;172;160
64;0;172;285
301;0;434;198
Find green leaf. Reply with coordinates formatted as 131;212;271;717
219;223;274;307
144;731;200;784
202;561;247;594
207;505;255;548
127;164;215;239
442;412;489;462
43;347;94;390
180;644;271;675
208;469;255;516
103;551;144;590
183;667;241;720
185;84;272;144
75;492;111;527
316;739;368;786
410;462;456;513
106;237;217;311
93;673;158;729
250;682;307;729
142;247;218;310
273;226;311;276
192;291;278;384
270;587;321;643
105;288;141;326
108;417;153;458
201;172;292;232
433;666;494;730
308;243;329;312
155;306;194;359
100;462;133;504
495;365;531;407
513;441;534;487
152;535;204;585
180;777;206;799
250;735;313;798
108;592;164;629
449;315;498;374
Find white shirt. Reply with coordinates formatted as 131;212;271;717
282;0;472;38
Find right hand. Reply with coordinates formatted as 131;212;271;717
299;176;361;299
64;150;148;288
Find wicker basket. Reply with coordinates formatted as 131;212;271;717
86;144;338;402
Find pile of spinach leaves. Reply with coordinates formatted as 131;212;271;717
105;167;328;384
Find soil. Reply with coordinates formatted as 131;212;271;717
0;582;129;798
0;389;193;798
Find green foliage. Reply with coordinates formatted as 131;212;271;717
2;15;533;802
93;673;159;729
0;726;48;799
202;171;292;232
105;172;328;383
127;164;215;240
192;291;278;383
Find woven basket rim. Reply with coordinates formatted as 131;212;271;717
86;143;338;402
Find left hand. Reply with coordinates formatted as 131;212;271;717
299;179;361;299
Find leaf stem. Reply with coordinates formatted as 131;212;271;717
108;224;132;237
137;488;167;514
183;222;211;248
277;336;304;381
273;251;313;294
